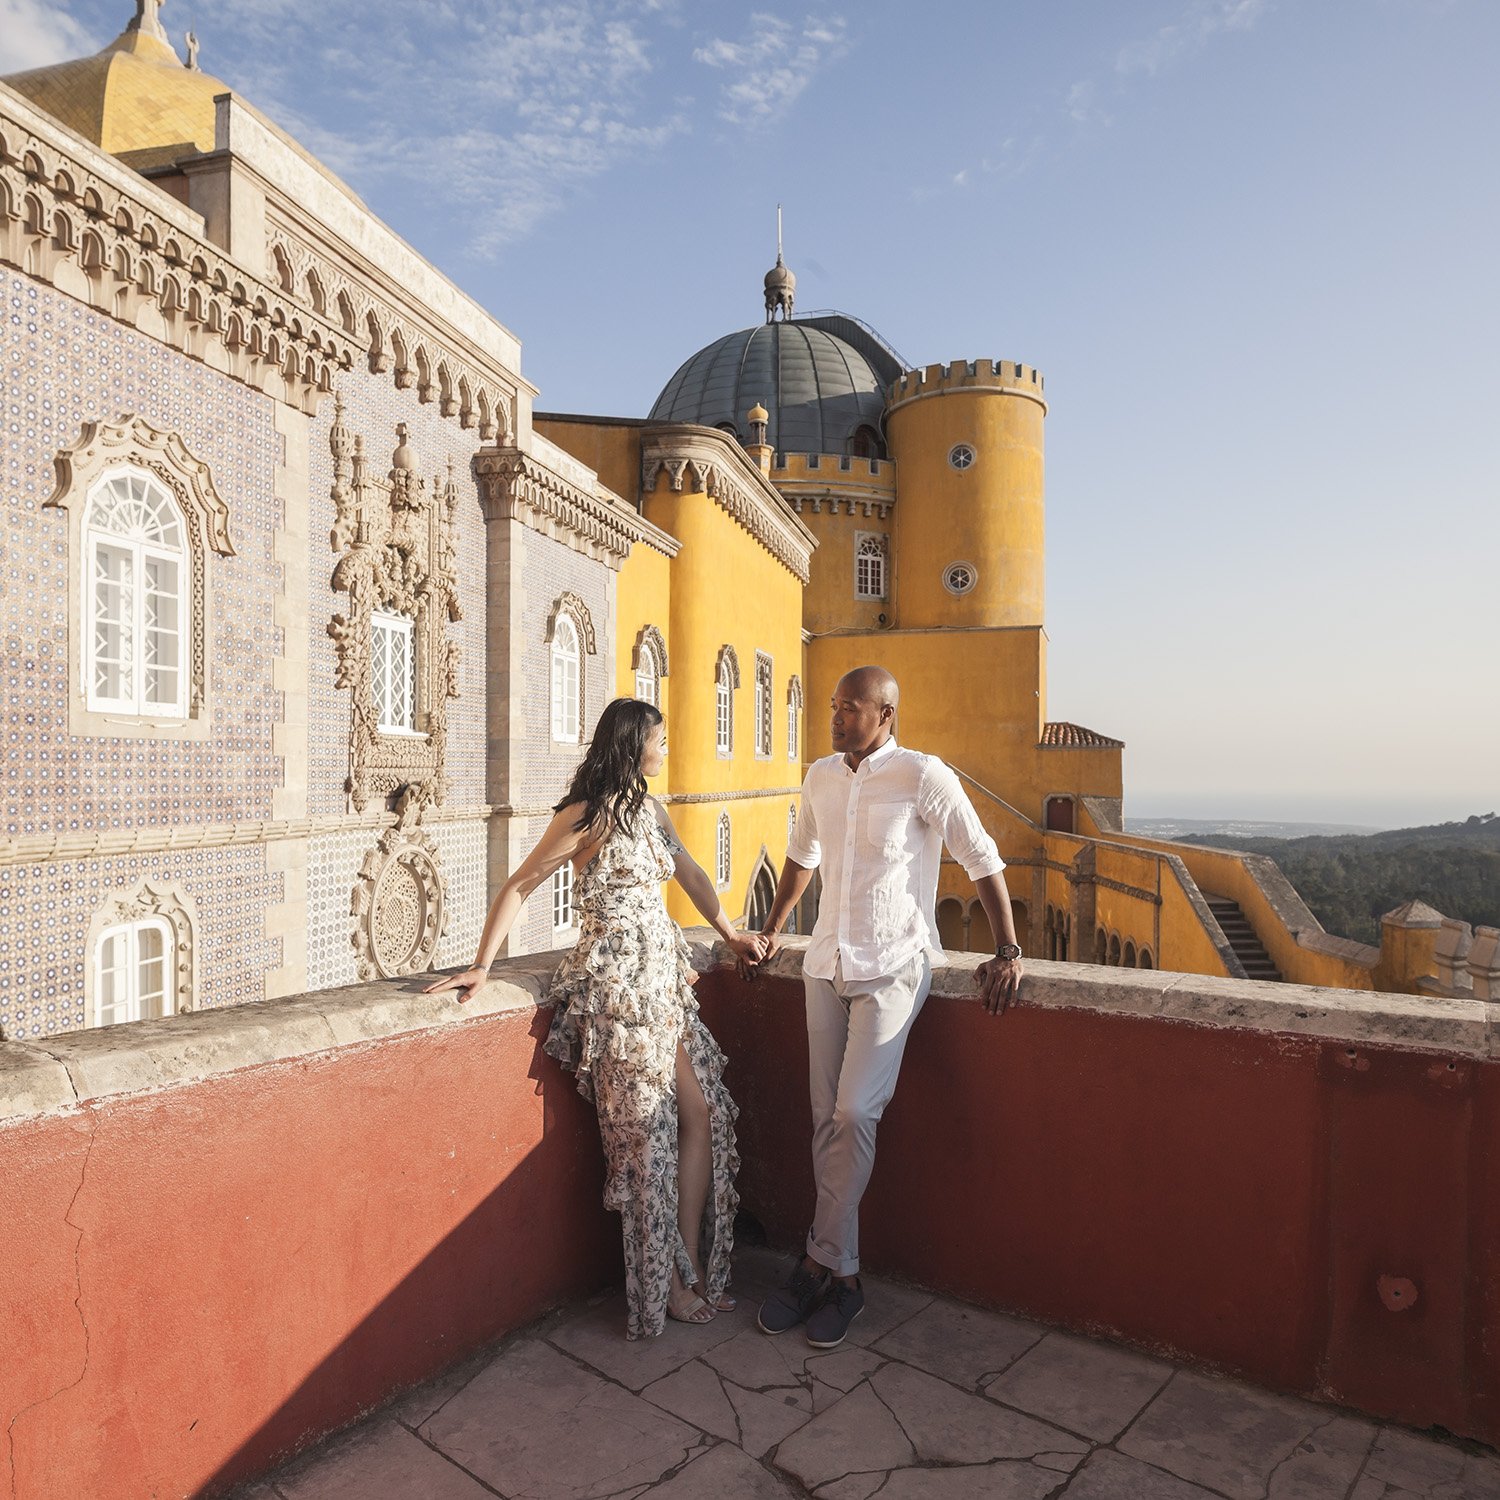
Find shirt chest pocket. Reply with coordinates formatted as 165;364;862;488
863;800;914;854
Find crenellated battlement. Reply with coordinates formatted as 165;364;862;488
885;358;1047;413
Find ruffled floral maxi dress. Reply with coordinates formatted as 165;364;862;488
544;813;740;1339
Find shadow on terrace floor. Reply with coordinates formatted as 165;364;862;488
232;1246;1499;1500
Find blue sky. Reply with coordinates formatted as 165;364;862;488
7;0;1497;827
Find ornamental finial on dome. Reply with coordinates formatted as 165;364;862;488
127;0;170;44
764;203;795;323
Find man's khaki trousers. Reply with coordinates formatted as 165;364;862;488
804;950;933;1276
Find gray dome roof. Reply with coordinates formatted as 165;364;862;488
649;320;893;455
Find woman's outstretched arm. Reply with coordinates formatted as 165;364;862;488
650;800;768;964
423;801;598;1000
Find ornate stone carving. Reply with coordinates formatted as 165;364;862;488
546;591;597;654
474;446;654;570
84;878;199;1015
0;98;354;409
632;623;669;678
350;814;446;980
641;426;815;584
327;401;462;813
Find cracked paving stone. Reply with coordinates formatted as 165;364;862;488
1119;1369;1376;1500
815;1473;889;1500
640;1358;814;1458
421;1336;704;1498
775;1381;917;1490
725;1378;819;1457
549;1290;746;1391
842;1275;937;1347
270;1417;496;1499
1352;1425;1500;1499
982;1330;1173;1441
875;1464;1065;1499
872;1297;1045;1389
639;1438;802;1497
1060;1449;1228;1498
870;1360;1089;1469
702;1326;884;1411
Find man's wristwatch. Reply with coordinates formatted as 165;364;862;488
994;943;1022;962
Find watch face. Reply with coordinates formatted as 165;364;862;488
997;943;1022;961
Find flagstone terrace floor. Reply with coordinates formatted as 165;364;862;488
235;1248;1500;1500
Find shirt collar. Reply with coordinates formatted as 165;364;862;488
846;736;898;777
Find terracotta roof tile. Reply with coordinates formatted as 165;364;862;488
1041;721;1124;750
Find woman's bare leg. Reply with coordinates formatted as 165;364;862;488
675;1042;712;1290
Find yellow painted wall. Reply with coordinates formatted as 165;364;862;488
535;416;642;505
886;370;1045;631
800;512;893;635
643;472;806;926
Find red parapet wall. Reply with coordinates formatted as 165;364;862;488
695;966;1500;1448
4;955;1499;1500
0;1002;619;1500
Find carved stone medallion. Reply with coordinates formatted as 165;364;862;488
351;820;446;980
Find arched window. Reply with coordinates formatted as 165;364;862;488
85;879;197;1028
788;802;798;844
1108;933;1122;967
551;616;581;742
1139;947;1154;970
754;651;773;758
715;645;740;758
1045;796;1075;834
937;897;966;952
854;532;887;600
747;853;777;930
716;812;732;889
966;900;995;953
1095;927;1108;966
787;675;803;762
1124;939;1137;968
93;917;174;1027
372;609;417;733
848;425;885;460
85;469;189;717
632;624;668;707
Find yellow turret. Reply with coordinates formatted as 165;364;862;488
885;359;1047;630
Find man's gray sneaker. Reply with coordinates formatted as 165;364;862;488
805;1277;864;1348
757;1261;830;1335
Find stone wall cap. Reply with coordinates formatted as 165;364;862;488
2;931;1495;1128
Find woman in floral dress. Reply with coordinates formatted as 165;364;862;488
425;698;766;1337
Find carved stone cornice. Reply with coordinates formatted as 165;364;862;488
266;215;520;443
473;445;656;571
0;89;354;411
641;424;816;584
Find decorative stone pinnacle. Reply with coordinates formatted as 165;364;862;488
129;0;169;42
185;30;200;69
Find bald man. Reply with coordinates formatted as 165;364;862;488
755;666;1022;1347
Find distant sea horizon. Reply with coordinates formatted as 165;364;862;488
1124;796;1496;838
1126;816;1384;842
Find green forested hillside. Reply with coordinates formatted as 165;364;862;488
1177;813;1500;943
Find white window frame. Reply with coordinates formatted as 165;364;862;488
634;653;659;707
371;609;419;735
716;812;731;890
716;659;734;758
854;531;887;601
83;468;189;719
787;675;803;762
551;615;582;743
754;651;773;759
91;916;175;1028
551;863;574;933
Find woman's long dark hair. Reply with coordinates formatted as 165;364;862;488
554;696;663;836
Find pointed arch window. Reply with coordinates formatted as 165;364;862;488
551;616;581;743
632;623;668;707
716;811;732;889
787;675;804;762
715;645;740;758
754;651;773;759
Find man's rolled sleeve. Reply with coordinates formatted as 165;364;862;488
786;768;822;869
921;760;1005;880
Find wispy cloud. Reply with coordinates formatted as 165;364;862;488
1114;0;1266;77
0;0;96;71
175;0;686;258
693;13;849;127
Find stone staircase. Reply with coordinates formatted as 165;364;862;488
1206;896;1283;982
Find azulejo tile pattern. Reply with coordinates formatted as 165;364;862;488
428;818;486;971
304;828;380;993
2;273;282;837
254;1249;1493;1500
0;847;280;1038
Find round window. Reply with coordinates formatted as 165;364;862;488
943;562;977;596
948;443;976;470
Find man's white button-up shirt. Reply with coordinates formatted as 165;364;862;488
786;738;1006;982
